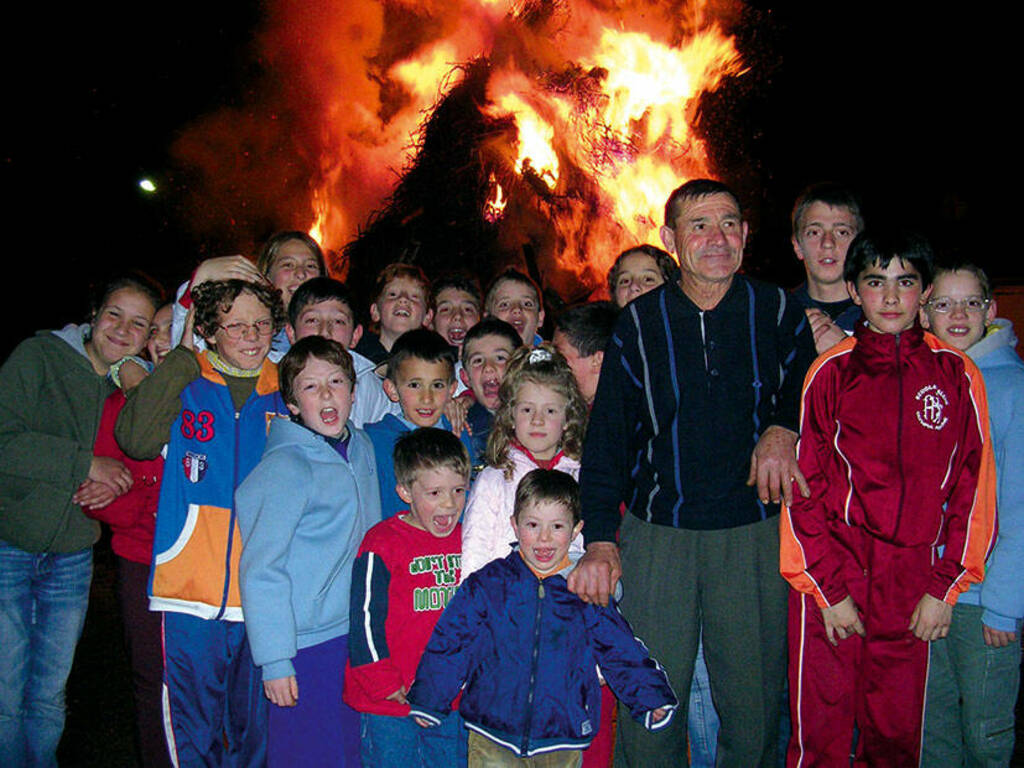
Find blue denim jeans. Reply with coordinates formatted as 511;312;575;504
687;636;720;768
923;602;1021;767
0;541;93;768
361;710;467;768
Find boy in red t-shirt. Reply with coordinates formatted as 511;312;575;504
345;427;470;766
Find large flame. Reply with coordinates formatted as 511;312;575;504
176;0;744;293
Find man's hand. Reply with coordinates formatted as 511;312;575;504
982;624;1016;648
909;594;953;642
747;425;809;506
567;542;621;607
193;255;266;287
263;675;298;707
821;595;866;646
805;308;847;355
385;685;409;706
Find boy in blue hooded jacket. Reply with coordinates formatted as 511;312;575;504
408;470;676;766
238;336;381;767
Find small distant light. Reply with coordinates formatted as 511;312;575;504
139;178;157;193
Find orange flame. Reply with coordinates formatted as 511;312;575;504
284;0;745;289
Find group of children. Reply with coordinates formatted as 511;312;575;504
1;206;1020;768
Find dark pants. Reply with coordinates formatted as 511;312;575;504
267;634;361;767
613;515;788;768
162;612;267;768
116;557;171;768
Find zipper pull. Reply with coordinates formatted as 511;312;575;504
538;581;545;599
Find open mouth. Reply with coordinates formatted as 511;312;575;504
432;515;456;533
320;406;339;425
447;327;466;343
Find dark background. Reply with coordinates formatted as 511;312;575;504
0;3;1014;765
1;1;996;359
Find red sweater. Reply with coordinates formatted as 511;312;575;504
781;322;997;608
344;514;462;717
86;390;164;564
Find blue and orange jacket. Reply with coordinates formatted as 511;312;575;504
149;352;288;621
780;321;997;608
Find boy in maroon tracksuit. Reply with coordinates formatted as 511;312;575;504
779;230;996;767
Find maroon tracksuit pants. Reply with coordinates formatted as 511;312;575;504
787;528;933;767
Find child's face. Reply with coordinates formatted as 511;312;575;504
267;240;322;307
285;356;355;438
920;271;994;352
371;277;431;342
552;331;601;405
383;357;456;428
460;334;516;412
792;203;859;289
146;304;174;365
205;291;274;370
848;258;929;336
612;252;665;307
398;466;468;538
288;299;362;349
433;287;481;350
90;287;157;368
512;381;568;460
488;279;544;344
511;499;583;575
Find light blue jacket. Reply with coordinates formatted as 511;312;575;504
237;417;381;680
961;319;1024;632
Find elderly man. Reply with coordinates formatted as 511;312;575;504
790;182;864;353
570;179;816;767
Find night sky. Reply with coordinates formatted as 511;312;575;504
2;1;989;358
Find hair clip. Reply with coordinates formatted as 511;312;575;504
528;348;552;365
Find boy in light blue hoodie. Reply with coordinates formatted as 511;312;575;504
921;262;1024;765
238;336;381;767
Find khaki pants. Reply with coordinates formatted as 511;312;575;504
469;730;582;768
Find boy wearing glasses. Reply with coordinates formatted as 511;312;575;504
920;263;1024;765
779;233;997;766
117;279;290;767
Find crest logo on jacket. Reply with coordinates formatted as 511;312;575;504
183;451;208;483
915;384;949;430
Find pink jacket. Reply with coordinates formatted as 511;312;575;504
461;446;581;580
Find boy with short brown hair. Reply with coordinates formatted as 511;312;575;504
780;231;997;766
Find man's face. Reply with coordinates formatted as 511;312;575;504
848;258;928;336
920;270;994;351
552;330;601;405
383;357;456;428
792;203;860;289
287;299;362;349
487;279;544;344
460;334;517;412
432;287;481;351
660;193;747;290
